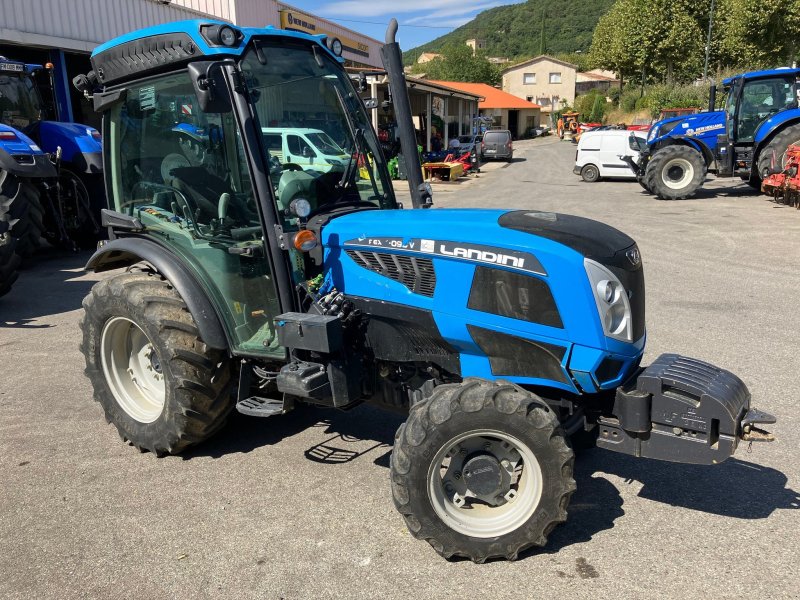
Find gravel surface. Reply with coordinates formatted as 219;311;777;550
1;136;798;599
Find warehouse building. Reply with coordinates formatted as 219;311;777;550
0;0;383;129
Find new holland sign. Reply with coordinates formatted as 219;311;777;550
279;9;370;59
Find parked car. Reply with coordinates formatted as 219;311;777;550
481;129;513;161
573;129;647;182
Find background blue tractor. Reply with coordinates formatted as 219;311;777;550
0;56;104;296
628;68;800;199
74;19;774;562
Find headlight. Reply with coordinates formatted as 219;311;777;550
647;126;659;142
584;258;633;342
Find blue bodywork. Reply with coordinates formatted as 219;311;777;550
645;67;800;171
91;19;343;64
0;56;102;174
322;208;645;394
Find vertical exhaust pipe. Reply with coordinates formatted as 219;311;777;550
708;84;716;112
380;19;432;208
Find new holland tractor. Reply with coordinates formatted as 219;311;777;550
75;19;775;562
627;68;800;199
0;56;104;296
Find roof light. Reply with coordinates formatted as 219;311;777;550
200;24;243;48
328;37;343;57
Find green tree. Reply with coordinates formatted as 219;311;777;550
410;43;501;85
719;0;800;68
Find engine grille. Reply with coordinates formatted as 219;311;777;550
346;250;436;297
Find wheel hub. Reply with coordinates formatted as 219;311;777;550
462;453;510;503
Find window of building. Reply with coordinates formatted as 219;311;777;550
523;73;536;85
549;72;562;84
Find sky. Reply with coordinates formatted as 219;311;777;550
281;0;526;50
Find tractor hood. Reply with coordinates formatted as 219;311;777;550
24;121;103;173
0;123;56;178
320;208;646;393
648;110;725;145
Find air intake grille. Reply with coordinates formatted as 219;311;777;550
346;250;436;297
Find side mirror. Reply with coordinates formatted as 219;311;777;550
358;71;368;92
187;61;232;114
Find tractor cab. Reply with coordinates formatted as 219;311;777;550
0;57;47;130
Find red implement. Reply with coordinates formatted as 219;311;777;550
761;144;800;208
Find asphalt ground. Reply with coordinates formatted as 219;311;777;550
1;137;798;599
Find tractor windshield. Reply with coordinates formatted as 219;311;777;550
241;40;395;217
0;73;43;129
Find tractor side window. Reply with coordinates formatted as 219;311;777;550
737;77;794;142
106;70;283;358
0;74;43;128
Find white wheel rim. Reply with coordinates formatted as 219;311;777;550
427;429;543;538
101;317;166;423
661;157;694;190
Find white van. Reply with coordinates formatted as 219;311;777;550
261;127;349;173
573;129;647;182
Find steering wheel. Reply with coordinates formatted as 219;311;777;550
282;163;303;172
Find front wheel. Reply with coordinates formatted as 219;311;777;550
581;164;600;183
390;378;575;562
80;270;234;455
644;145;706;200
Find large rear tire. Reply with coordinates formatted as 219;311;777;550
753;124;800;186
1;175;46;259
0;235;20;297
390;378;575;562
80;270;234;455
644;145;706;200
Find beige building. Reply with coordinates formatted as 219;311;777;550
501;56;578;114
416;52;442;64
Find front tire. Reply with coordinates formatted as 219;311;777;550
390;378;575;562
581;164;600;183
80;270;234;455
0;235;20;297
644;145;706;200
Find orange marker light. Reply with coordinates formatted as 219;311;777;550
293;230;318;252
45;62;54;70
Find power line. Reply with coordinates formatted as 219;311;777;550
318;17;458;30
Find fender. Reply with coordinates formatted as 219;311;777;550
754;108;800;145
653;136;715;168
753;114;800;167
85;237;229;350
25;121;103;174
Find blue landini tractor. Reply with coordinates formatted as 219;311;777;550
75;19;775;562
0;56;104;296
627;68;800;199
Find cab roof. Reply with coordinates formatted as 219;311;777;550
0;56;43;74
723;67;800;86
90;19;343;87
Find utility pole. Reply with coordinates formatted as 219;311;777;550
703;0;715;80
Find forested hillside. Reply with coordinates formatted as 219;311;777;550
403;0;614;63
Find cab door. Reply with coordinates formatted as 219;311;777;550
105;70;285;358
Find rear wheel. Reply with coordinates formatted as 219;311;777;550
753;124;800;186
581;164;600;183
0;172;44;259
0;235;20;297
80;270;234;455
390;378;575;562
644;145;706;200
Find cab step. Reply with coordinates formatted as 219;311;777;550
235;396;286;417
